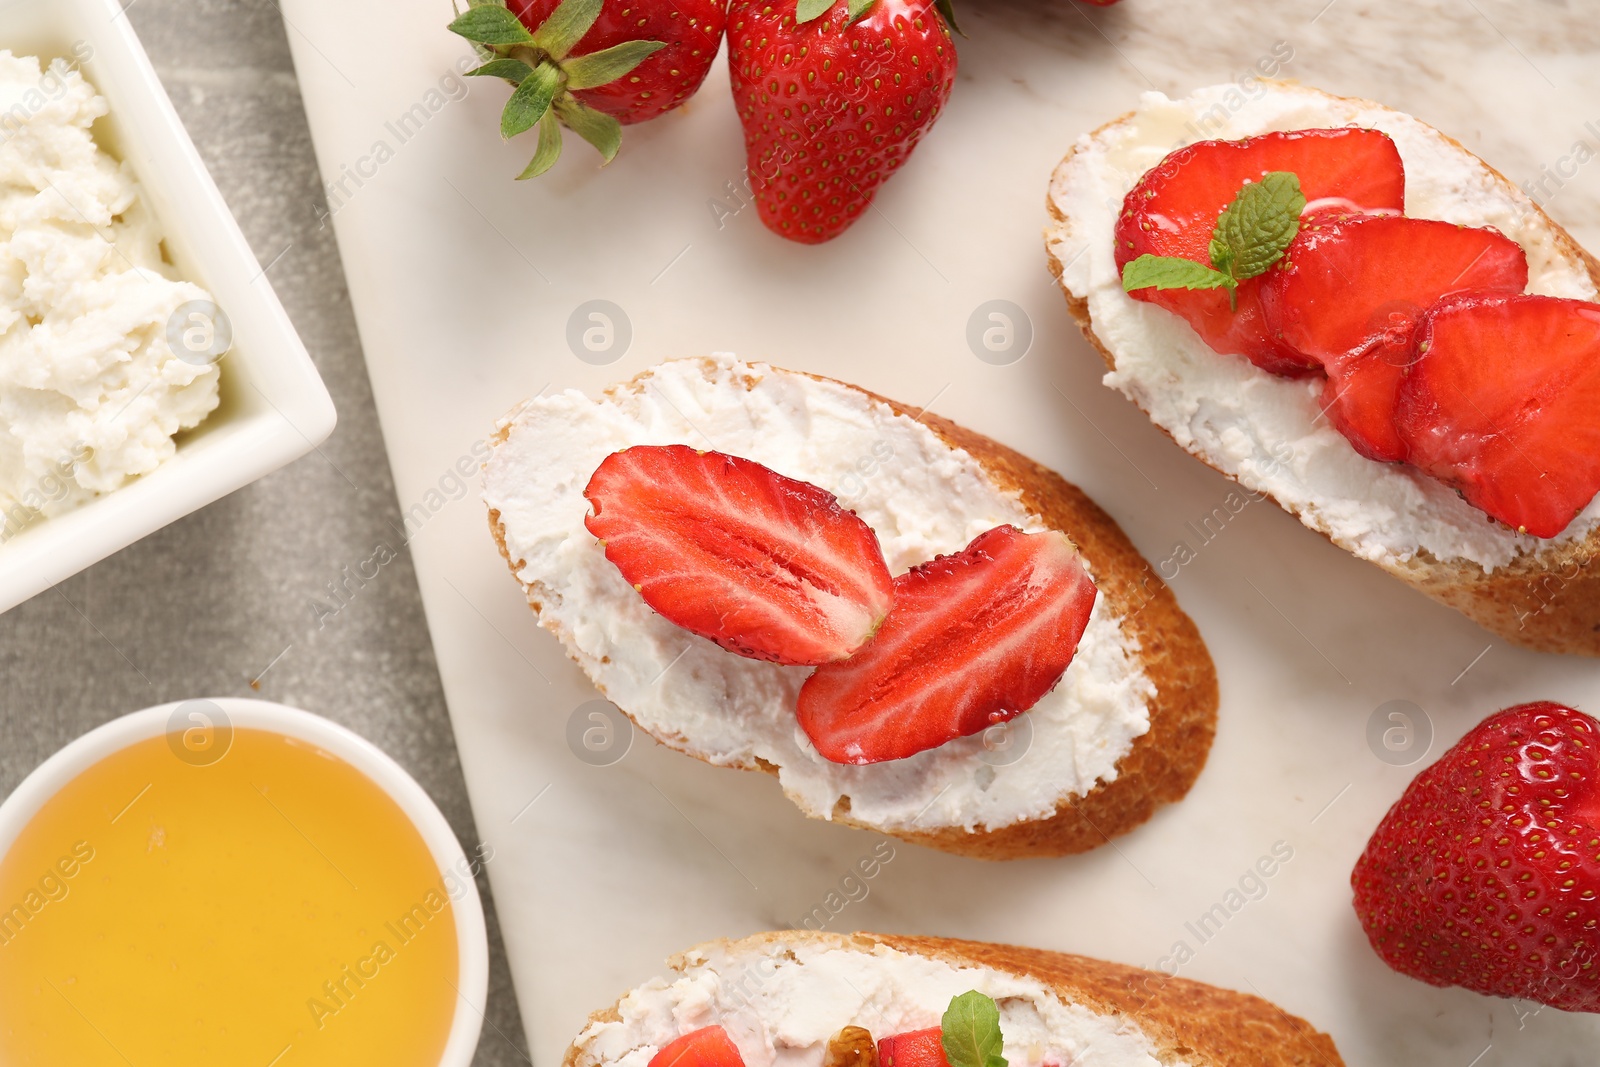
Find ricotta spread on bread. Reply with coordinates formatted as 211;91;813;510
1046;82;1600;571
484;357;1155;833
571;938;1179;1067
0;53;220;538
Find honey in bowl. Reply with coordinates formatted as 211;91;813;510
0;724;461;1066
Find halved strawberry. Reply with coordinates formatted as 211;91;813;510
878;1029;948;1067
797;526;1097;765
1260;215;1528;461
1398;292;1600;537
584;445;894;665
1116;129;1406;375
651;1028;746;1067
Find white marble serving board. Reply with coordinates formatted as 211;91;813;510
277;0;1600;1063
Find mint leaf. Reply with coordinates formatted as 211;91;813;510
1210;171;1305;282
1118;172;1302;312
447;5;535;45
1121;254;1235;295
941;991;1007;1067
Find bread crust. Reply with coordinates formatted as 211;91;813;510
561;930;1345;1067
485;360;1217;860
1044;87;1600;657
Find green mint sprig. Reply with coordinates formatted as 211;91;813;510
941;991;1007;1067
1121;171;1306;310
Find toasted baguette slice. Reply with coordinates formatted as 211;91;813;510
483;357;1215;860
564;931;1345;1067
1045;83;1600;656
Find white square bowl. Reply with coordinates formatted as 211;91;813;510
0;0;336;614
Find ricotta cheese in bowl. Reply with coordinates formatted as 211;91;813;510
1046;82;1600;572
0;51;220;541
483;356;1155;834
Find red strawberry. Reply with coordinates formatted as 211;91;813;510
651;1028;747;1067
583;445;893;666
1397;292;1600;537
878;1030;948;1067
449;0;725;178
507;0;726;124
1352;702;1600;1012
1116;129;1406;375
797;525;1097;764
1260;215;1528;461
727;0;957;243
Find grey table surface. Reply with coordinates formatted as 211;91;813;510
0;1;531;1063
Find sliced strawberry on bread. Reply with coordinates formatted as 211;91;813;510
1260;215;1529;461
797;525;1098;765
649;1028;746;1067
583;444;894;665
1115;128;1405;375
877;1029;948;1067
1398;292;1600;538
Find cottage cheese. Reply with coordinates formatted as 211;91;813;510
572;939;1179;1067
0;52;220;540
483;357;1155;833
1046;82;1600;571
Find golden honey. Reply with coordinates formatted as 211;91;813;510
0;728;460;1066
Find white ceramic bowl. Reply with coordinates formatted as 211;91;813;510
0;0;336;614
0;698;488;1067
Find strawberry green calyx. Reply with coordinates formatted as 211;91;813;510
794;0;956;31
449;0;665;178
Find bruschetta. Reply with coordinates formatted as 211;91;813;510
1046;82;1600;656
483;356;1216;859
564;931;1344;1067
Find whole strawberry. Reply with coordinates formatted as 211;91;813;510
506;0;726;123
449;0;725;178
1352;702;1600;1012
727;0;957;243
